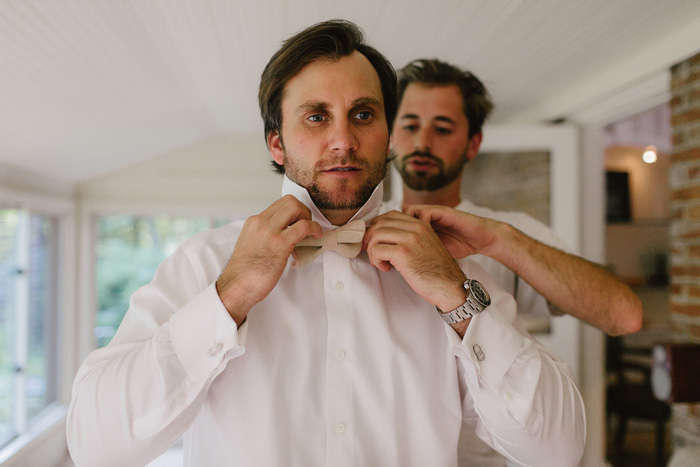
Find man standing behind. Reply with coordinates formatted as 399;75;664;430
67;22;585;467
388;58;642;336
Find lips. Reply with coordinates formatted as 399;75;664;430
402;152;442;172
326;166;360;172
408;157;436;166
318;154;368;174
406;156;438;171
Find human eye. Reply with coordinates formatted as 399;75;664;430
435;126;453;135
307;114;326;123
353;110;374;122
402;124;418;133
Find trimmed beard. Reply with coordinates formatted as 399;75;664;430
391;149;466;191
283;152;387;211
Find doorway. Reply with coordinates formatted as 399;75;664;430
603;103;673;466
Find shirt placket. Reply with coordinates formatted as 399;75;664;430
323;251;356;467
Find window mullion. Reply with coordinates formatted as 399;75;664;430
12;211;29;434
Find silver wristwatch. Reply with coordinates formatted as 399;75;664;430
436;279;491;324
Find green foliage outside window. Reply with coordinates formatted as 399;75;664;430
95;215;232;347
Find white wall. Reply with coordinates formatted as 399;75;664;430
77;133;280;217
579;126;608;467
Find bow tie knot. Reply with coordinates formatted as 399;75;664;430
292;219;366;268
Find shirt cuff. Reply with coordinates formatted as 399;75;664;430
169;282;244;381
446;298;523;388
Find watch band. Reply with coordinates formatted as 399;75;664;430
436;279;491;324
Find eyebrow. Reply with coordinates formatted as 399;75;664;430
399;113;456;125
296;97;383;115
352;97;382;109
296;101;329;115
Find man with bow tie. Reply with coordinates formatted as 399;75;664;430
67;20;585;467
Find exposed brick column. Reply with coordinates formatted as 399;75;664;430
670;51;700;340
669;50;700;449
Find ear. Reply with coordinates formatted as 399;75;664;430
267;130;284;166
388;130;397;152
465;132;483;161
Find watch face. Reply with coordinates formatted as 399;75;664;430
469;280;491;307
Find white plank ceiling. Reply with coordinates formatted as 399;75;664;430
2;0;700;184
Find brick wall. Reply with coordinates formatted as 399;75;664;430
669;50;700;448
670;51;700;341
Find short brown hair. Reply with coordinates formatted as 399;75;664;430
397;59;493;137
258;19;397;173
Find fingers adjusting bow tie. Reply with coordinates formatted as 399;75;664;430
292;219;366;268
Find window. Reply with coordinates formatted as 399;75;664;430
95;215;232;348
0;208;60;448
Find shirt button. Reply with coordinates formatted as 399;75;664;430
207;342;223;356
334;423;346;434
335;350;345;360
176;392;186;402
334;281;344;291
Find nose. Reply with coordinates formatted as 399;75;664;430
329;119;359;154
414;127;431;152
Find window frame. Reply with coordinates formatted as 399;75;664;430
0;183;76;462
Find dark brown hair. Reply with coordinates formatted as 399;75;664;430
258;19;397;173
397;59;493;137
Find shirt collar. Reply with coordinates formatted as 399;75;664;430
281;175;383;229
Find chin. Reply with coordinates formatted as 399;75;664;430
314;198;365;211
311;185;374;210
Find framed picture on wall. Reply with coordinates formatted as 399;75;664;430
459;149;552;335
606;171;632;223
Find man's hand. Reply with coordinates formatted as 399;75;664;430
402;204;503;259
364;210;469;333
216;195;323;326
405;204;644;336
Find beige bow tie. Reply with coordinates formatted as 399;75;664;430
292;219;366;268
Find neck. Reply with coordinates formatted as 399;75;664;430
401;177;462;208
320;208;359;226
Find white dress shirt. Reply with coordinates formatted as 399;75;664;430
67;177;585;467
381;198;574;466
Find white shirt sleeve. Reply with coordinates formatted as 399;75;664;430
447;261;586;466
66;247;245;467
